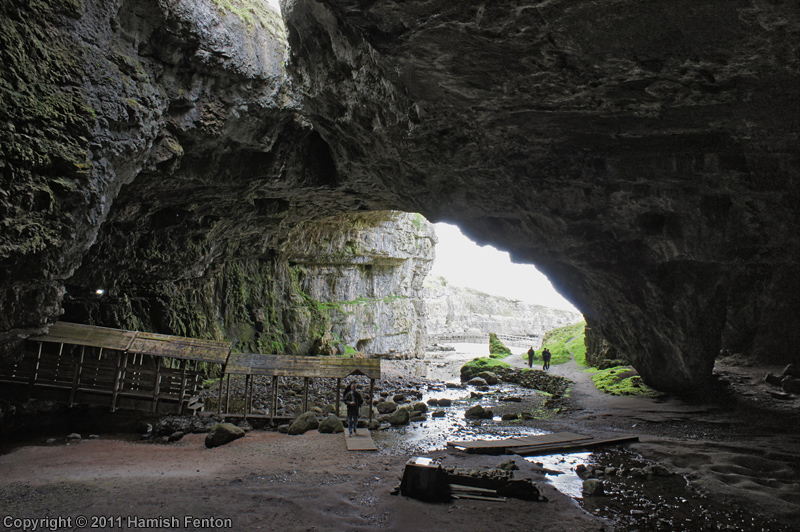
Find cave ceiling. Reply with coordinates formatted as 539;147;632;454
0;0;798;394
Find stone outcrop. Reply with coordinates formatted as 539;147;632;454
1;0;799;395
282;211;435;358
424;276;582;342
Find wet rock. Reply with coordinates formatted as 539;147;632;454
318;414;344;434
499;460;519;471
412;401;428;413
377;401;398;414
287;412;319;435
575;464;587;477
392;394;407;403
388;407;410;426
445;383;463;389
501;413;518;421
764;373;783;387
437;398;453;407
477;385;490;392
520;412;534;420
426;398;439;406
431;410;446;418
476;371;499;385
467;377;487;386
583;478;605;496
368;419;381;431
167;431;185;442
500;395;522;402
205;423;245;448
643;464;671;477
465;404;493;419
410;414;427;422
470;392;484;399
604;467;617;477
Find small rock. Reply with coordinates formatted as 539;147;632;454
582;478;605;496
467;377;488;386
377;401;398;414
431;410;446;418
643;464;671;477
66;433;81;441
499;459;519;471
764;373;783;387
476;371;499;385
575;464;587;476
470;392;484;399
427;398;439;406
465;404;493;419
392;394;407;403
604;467;617;476
288;412;319;435
781;376;800;395
437;398;453;407
167;431;185;442
277;424;290;434
388;408;410;426
318;414;344;434
410;414;427;422
46;438;57;444
501;413;518;421
88;434;100;439
412;401;428;413
500;396;522;402
204;423;245;448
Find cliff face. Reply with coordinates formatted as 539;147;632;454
1;0;799;394
424;276;582;344
283;211;436;358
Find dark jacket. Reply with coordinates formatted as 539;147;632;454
343;389;363;413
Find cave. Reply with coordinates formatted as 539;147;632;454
1;0;799;395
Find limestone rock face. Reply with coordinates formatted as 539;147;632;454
424;276;582;343
282;211;435;358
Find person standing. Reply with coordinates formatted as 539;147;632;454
542;348;552;370
527;346;535;368
343;382;363;437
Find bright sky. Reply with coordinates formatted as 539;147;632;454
427;223;579;312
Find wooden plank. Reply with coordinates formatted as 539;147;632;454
345;428;377;451
129;331;230;363
513;436;640;456
33;322;136;351
225;354;381;379
447;432;593;452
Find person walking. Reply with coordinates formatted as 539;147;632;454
527;346;535;368
542;348;552;370
343;382;363;437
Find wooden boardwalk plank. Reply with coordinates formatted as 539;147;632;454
345;428;377;451
448;432;592;451
514;435;640;456
226;353;381;379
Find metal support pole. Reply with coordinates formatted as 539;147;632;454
369;378;375;424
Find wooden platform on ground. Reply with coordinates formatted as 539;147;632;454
345;428;377;451
447;431;639;455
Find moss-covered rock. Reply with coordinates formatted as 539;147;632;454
460;357;511;382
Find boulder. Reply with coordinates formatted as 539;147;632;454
388;408;410;426
393;394;407;403
476;371;499;385
412;401;428;413
377;401;398;414
310;406;323;414
437;398;453;407
318;414;344;434
465;405;493;419
204;423;245;448
426;398;439;406
501;413;518;421
322;404;336;415
287;412;319;435
583;479;605;496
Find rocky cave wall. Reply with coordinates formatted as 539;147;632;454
1;0;799;394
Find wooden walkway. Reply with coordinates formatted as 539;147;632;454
345;428;377;451
447;431;639;455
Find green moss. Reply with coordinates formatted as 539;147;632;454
460;357;511;381
591;366;659;397
489;332;512;359
209;0;286;38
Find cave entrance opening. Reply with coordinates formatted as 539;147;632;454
426;221;577;313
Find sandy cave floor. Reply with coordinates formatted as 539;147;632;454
1;349;799;532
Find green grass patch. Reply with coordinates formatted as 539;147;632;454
460;357;511;381
525;321;586;365
591;366;658;397
489;332;512;359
